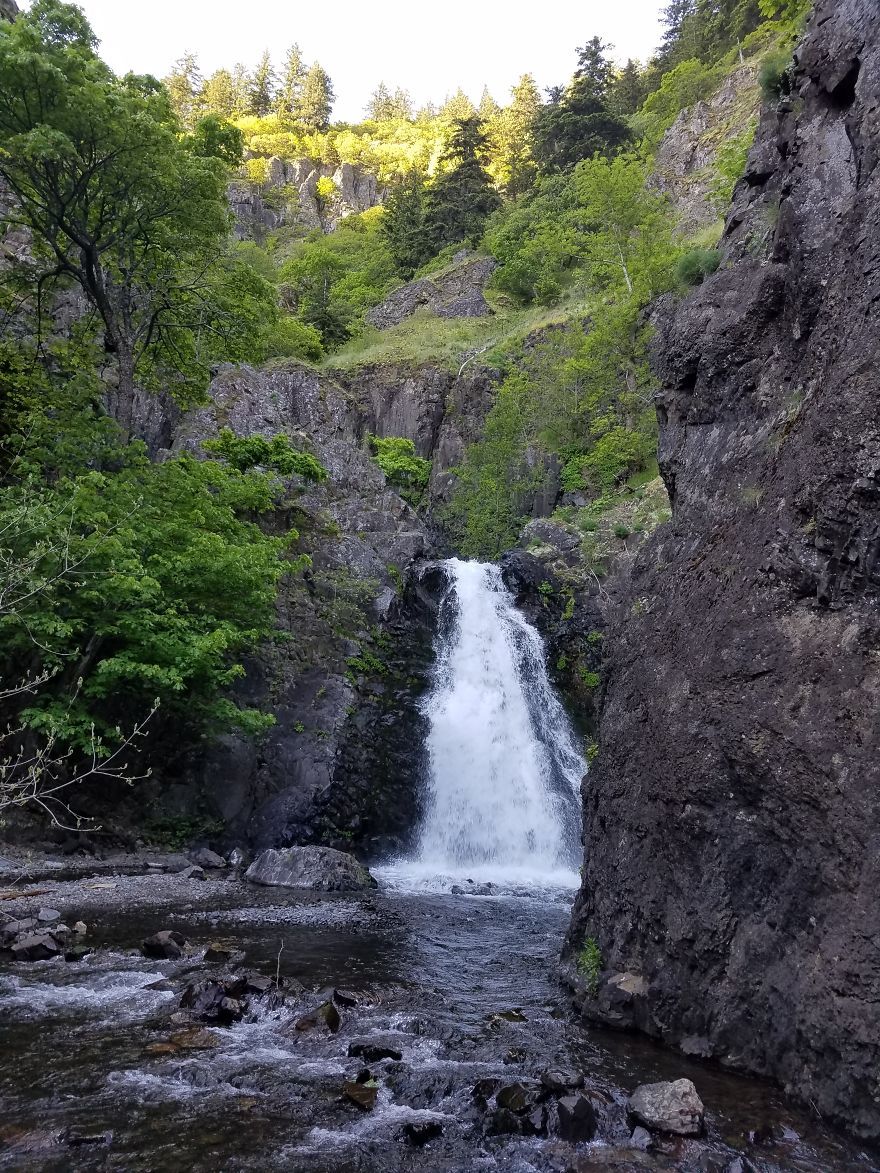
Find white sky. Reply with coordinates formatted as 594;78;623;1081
32;0;666;122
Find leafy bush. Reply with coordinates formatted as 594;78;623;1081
759;49;793;100
577;937;602;995
203;428;327;482
676;248;721;287
633;59;724;154
368;435;431;505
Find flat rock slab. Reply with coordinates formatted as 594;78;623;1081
245;846;377;892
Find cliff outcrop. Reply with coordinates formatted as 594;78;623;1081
568;0;880;1140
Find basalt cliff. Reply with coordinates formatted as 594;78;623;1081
568;0;880;1140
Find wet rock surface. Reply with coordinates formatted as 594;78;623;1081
245;846;377;892
628;1079;705;1137
0;871;871;1172
569;0;880;1141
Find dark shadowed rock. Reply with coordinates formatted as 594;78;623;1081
401;1120;443;1146
141;930;187;960
296;1000;341;1033
246;845;377;892
568;0;880;1140
541;1069;585;1093
348;1042;403;1063
628;1079;704;1136
188;848;226;870
557;1093;598;1143
495;1081;543;1114
11;933;61;962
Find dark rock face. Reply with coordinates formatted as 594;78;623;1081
568;0;880;1140
151;361;439;858
0;0;19;22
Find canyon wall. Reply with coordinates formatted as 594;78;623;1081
568;0;880;1140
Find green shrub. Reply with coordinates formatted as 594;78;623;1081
759;50;793;100
577;937;602;994
368;434;431;505
676;248;721;287
203;428;328;482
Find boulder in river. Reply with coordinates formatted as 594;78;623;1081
245;846;377;892
541;1068;585;1093
402;1119;443;1146
348;1042;403;1063
628;1078;705;1136
342;1078;379;1110
189;848;227;870
141;929;188;960
11;933;61;961
557;1093;598;1142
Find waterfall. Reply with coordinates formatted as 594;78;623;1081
382;559;586;891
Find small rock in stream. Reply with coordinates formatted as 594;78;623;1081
541;1068;584;1093
189;848;227;870
628;1078;705;1136
296;1000;341;1033
64;945;93;963
496;1081;544;1114
141;930;188;960
12;933;61;962
36;908;61;923
179;865;206;881
348;1042;403;1063
342;1079;379;1110
402;1120;443;1146
557;1093;598;1142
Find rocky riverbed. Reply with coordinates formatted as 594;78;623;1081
0;854;876;1172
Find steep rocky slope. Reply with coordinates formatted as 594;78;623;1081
119;361;439;857
567;0;880;1139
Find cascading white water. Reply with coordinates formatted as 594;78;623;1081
381;559;586;892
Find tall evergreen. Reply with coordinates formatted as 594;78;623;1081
534;38;630;171
277;43;306;117
163;52;202;129
248;50;276;117
366;81;413;121
381;170;428;277
440;89;476;121
201;68;237;119
608;59;648;116
297;63;335;131
494;73;542;196
423;118;501;252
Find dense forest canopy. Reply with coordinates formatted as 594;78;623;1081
0;0;811;823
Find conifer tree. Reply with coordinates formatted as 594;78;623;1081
381;170;428;277
423;118;501;252
297;63;334;131
440;89;476;121
231;63;251;115
494;73;542;196
477;86;501;121
608;59;648;116
201;68;237;119
248;49;276;117
277;43;306;117
534;38;630;171
164;52;203;129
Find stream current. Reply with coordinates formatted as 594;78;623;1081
0;562;876;1171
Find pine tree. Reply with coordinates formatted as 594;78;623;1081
423;118;501;252
201;68;237;120
440;89;476;121
277;43;306;118
477;86;501;122
297;63;335;132
248;50;277;117
231;63;251;115
493;73;542;196
381;170;428;277
534;39;630;171
658;0;699;66
366;81;393;120
608;59;648;117
164;52;203;129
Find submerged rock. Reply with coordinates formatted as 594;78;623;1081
628;1078;704;1136
245;846;377;892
